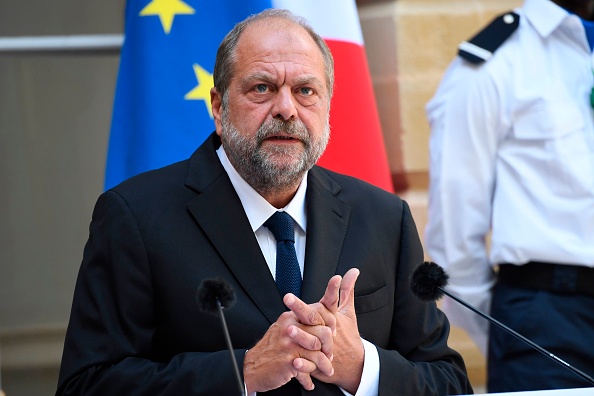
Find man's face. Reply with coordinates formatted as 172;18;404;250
212;19;331;193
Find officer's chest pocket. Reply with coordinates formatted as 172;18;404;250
513;103;593;197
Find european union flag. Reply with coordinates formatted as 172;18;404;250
105;0;272;190
107;0;394;192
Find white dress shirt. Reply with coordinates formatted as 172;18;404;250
217;146;379;395
425;0;594;355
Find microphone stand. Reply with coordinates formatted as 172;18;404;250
216;298;246;396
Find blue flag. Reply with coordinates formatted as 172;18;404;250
107;0;394;192
105;0;272;190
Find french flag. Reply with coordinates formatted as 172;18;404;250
106;0;393;192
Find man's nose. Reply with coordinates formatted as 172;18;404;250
271;87;297;121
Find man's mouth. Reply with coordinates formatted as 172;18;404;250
270;135;295;140
264;134;300;142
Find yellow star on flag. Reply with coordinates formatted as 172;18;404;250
139;0;195;34
185;64;214;118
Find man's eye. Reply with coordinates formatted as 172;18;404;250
299;87;314;96
255;84;268;93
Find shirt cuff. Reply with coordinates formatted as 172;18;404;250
340;338;379;396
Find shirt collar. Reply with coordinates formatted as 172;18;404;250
524;0;579;38
216;145;308;234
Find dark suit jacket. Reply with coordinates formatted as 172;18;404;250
57;133;471;395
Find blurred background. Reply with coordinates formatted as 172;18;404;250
0;0;521;394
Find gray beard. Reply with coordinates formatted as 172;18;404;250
220;111;330;196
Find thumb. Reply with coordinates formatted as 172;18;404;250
319;274;342;313
338;268;359;310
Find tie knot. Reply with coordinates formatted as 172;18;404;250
264;211;295;243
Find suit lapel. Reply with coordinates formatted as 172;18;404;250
301;167;351;303
183;136;351;317
184;134;286;324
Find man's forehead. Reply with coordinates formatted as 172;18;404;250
235;21;324;70
237;18;317;55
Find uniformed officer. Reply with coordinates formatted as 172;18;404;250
425;0;594;392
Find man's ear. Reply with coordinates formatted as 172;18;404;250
211;87;223;136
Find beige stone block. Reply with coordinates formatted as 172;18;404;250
359;5;405;178
359;0;523;174
396;0;522;172
372;79;403;174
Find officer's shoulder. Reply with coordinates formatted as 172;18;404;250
458;11;520;64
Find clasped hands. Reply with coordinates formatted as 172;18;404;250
244;268;363;393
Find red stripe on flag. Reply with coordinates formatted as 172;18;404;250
318;40;393;192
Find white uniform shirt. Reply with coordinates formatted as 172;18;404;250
216;146;379;396
425;0;594;355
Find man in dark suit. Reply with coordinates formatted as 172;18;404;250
57;8;472;396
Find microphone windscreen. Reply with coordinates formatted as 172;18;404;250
196;278;236;314
410;261;450;302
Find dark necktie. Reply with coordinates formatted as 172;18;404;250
264;211;302;298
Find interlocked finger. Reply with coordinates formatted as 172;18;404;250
287;323;334;357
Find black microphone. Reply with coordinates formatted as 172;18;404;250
410;261;594;386
196;278;246;396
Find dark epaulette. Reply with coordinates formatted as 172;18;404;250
458;11;520;64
